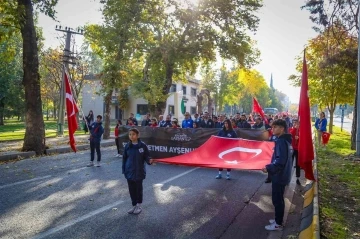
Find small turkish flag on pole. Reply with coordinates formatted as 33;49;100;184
64;71;79;152
298;50;315;180
252;97;268;124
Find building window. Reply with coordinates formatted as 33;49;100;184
182;86;187;95
191;87;197;97
190;106;197;115
168;105;175;115
137;104;149;115
170;84;176;93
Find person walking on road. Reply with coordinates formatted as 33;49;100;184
87;115;104;167
114;119;122;157
84;110;94;133
122;128;154;215
216;119;237;180
289;119;301;185
262;119;292;231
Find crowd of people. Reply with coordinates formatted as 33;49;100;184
82;108;328;231
123;111;297;131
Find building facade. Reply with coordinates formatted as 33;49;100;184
81;77;200;123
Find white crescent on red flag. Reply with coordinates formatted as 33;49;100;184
155;136;274;170
64;71;79;152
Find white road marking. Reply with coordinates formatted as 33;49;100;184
0;167;88;190
32;200;125;239
0;175;52;190
154;167;198;186
32;167;199;238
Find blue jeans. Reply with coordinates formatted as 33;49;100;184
272;183;285;225
90;141;101;162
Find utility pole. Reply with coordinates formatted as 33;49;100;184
55;26;84;136
357;2;360;155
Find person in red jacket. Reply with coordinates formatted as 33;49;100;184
150;118;158;127
289;119;300;185
114;119;122;157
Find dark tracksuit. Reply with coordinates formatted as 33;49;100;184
89;122;104;162
217;129;238;172
289;127;300;178
265;134;292;226
122;140;152;206
200;119;215;128
115;124;121;154
237;120;251;129
159;120;172;127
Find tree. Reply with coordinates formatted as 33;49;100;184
302;0;359;148
128;0;262;117
1;0;58;154
288;25;357;134
0;30;24;124
39;48;62;120
85;0;143;139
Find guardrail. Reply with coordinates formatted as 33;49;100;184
299;131;320;239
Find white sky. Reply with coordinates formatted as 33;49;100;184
38;0;317;104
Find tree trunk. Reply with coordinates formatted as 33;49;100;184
151;61;174;117
0;101;4;125
351;81;357;150
328;109;334;134
197;94;203;114
53;100;57;120
103;91;112;139
18;0;45;154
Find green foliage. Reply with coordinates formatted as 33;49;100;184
0;31;24;120
87;0;263;116
288;24;356;133
317;126;359;239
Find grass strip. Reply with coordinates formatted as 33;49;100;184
317;126;360;239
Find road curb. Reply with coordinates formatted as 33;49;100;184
0;140;116;162
299;139;320;239
0;151;36;162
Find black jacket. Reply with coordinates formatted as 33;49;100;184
237;120;251;129
266;134;293;185
122;139;152;181
141;118;151;126
200;119;214;128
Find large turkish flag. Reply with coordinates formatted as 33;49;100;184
65;71;79;152
155;136;274;170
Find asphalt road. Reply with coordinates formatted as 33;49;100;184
332;116;352;133
0;146;287;239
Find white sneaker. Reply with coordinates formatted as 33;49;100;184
265;222;283;231
269;219;275;224
127;206;136;214
95;161;101;167
133;206;142;215
114;154;119;157
87;162;94;167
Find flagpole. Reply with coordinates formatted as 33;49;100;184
357;3;360;156
64;68;90;133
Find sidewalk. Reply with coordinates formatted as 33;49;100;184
0;135;116;161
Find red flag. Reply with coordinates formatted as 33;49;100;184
252;97;269;124
298;51;315;180
155;136;274;170
65;72;79;152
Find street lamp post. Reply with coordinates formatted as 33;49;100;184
357;4;360;155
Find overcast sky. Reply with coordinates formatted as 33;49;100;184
38;0;317;104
